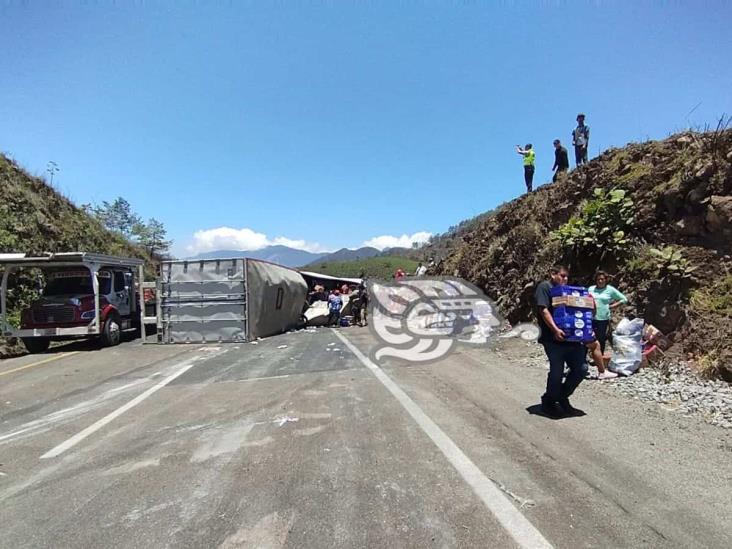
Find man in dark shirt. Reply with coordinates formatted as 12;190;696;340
552;139;569;182
535;265;588;418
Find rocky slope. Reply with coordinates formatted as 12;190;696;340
432;129;732;380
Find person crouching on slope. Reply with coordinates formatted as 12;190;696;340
534;265;588;418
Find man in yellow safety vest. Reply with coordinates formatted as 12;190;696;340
516;143;535;193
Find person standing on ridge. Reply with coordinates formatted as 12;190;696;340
516;143;535;192
552;139;569;182
572;113;590;166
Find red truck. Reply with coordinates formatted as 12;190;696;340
1;253;157;353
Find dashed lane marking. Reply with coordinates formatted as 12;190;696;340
40;350;224;459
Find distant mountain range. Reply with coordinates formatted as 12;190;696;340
303;246;381;266
187;245;386;268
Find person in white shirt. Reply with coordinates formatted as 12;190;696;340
415;262;427;277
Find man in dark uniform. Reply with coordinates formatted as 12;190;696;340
535;265;588;418
552;139;569;182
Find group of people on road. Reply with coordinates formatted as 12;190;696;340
534;265;627;418
325;284;369;328
516;113;590;193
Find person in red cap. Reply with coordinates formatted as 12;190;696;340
394;268;406;281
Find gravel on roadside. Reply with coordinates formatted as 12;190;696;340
496;338;732;430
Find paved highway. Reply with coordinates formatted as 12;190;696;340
0;328;730;548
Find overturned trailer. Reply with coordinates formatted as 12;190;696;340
158;257;307;343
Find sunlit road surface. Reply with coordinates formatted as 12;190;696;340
0;329;730;548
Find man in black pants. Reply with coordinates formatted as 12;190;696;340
552;139;569;182
516;143;535;192
572;113;590;166
535;265;588;418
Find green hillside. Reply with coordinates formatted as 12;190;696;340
306;256;420;280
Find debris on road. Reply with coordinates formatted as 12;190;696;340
276;416;300;426
491;477;536;509
277;345;288;349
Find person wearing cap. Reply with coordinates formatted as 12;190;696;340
516;143;535;192
552;139;569;182
572;113;590;166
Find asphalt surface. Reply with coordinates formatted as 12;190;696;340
0;328;730;548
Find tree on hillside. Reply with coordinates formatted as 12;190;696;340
132;218;172;258
84;197;140;237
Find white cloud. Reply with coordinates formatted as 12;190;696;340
183;226;433;257
185;227;330;255
362;231;432;251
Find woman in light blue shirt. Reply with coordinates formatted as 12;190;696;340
588;271;627;354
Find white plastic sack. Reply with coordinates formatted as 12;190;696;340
613;317;644;336
608;317;644;376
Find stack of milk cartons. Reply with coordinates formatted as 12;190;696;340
550;285;594;343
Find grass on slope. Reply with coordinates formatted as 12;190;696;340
0;154;150;263
305;256;420;280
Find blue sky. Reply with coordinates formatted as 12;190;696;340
2;1;730;257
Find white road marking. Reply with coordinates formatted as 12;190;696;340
334;331;553;549
40;353;215;459
0;378;150;445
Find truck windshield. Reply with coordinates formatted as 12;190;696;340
44;271;112;296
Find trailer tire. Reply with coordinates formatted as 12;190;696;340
22;337;50;354
101;314;122;347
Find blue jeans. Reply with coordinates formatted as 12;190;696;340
542;342;588;402
328;310;341;326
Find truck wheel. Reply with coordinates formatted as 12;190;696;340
101;315;122;347
22;337;50;354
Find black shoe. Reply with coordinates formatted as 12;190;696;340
558;398;585;417
540;400;565;419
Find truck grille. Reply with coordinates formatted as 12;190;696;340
33;306;76;323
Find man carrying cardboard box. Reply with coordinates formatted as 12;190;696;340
534;265;588;418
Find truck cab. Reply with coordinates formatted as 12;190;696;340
19;266;139;353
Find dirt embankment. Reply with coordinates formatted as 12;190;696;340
433;129;732;380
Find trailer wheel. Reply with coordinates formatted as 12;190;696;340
101;314;122;347
22;337;50;354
